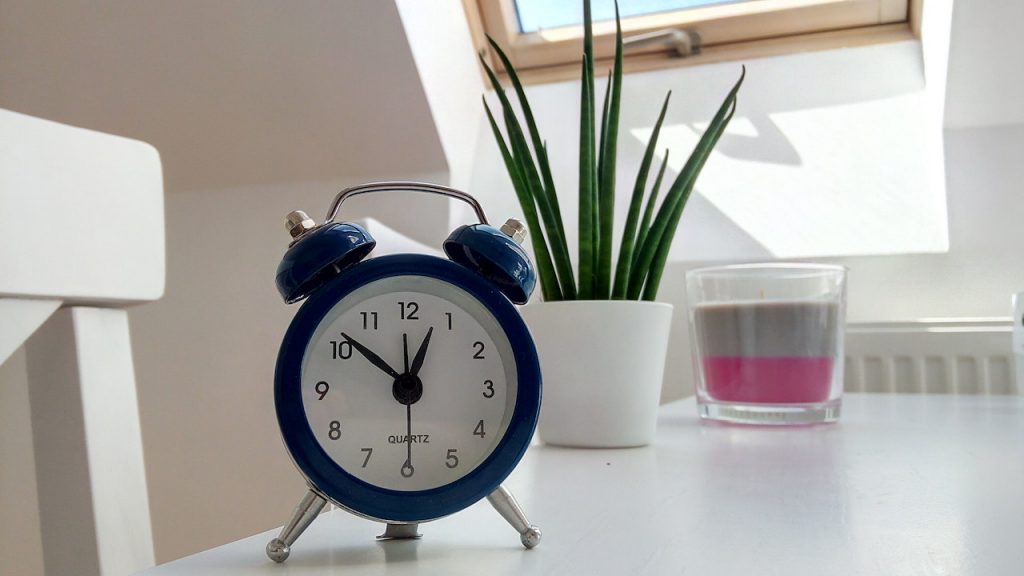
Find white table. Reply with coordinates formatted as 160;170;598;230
137;394;1024;575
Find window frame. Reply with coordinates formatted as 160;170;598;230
469;0;917;84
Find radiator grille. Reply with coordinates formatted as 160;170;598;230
843;320;1018;395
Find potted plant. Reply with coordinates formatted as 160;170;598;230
481;0;743;447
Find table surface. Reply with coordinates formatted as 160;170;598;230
137;394;1024;576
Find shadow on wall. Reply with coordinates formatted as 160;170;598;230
709;114;802;166
473;40;945;265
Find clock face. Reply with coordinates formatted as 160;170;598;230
301;275;518;492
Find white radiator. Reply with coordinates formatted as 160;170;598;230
844;319;1018;395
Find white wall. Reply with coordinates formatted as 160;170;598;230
0;349;45;576
825;123;1024;322
943;1;1024;128
822;0;1024;324
396;0;485;192
0;0;447;192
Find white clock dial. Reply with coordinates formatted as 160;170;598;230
301;275;518;491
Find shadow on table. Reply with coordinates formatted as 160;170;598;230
280;538;528;569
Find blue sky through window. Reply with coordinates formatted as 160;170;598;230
515;0;754;32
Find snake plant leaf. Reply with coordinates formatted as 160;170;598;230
595;0;624;299
632;149;670;273
505;106;575;298
611;92;671;299
598;69;612;216
641;102;736;300
483;98;563;301
485;35;576;299
579;0;598;298
481;0;742;302
479;54;575;299
629;67;745;300
578;54;596;299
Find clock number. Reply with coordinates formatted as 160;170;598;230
472;341;486;359
330;340;352;360
360;448;373;468
483;379;495;398
445;312;453;331
445;449;459;469
315;380;330;400
360;311;378;330
399;301;419;320
328;420;341;440
473;419;486;438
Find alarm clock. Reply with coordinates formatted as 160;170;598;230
265;181;542;563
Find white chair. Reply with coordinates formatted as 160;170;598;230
1;108;162;575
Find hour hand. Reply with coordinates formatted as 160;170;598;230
410;327;434;376
340;332;400;379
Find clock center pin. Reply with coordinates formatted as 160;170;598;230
393;373;423;405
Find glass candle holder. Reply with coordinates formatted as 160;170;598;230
686;263;847;425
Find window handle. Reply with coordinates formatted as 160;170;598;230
623;28;702;57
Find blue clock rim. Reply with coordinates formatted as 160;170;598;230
275;254;541;522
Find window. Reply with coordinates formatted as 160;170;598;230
471;0;914;82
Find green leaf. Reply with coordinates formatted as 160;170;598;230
479;54;575;300
505;106;574;297
595;0;624;299
611;92;671;299
483;98;563;301
582;0;599;298
577;54;596;299
598;69;612;213
632;149;670;273
630;67;745;300
485;35;576;299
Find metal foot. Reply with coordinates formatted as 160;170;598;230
376;523;422;540
266;489;327;563
487;485;541;549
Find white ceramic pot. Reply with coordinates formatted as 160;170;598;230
521;300;673;448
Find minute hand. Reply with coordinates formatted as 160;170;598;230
340;332;401;379
410;327;434;376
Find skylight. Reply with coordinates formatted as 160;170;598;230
514;0;754;32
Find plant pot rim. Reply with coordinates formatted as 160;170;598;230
526;300;673;311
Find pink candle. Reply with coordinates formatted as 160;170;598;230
693;301;840;404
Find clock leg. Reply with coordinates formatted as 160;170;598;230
377;523;422;540
266;489;327;563
486;485;541;549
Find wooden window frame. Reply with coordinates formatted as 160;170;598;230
468;0;920;85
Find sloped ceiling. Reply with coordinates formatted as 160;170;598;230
0;0;447;192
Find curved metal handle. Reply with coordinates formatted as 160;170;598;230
324;181;489;225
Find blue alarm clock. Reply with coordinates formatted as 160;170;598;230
265;182;542;563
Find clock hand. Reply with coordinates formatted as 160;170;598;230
410;327;434;377
401;403;414;478
392;333;423;407
403;333;410;374
340;332;400;379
